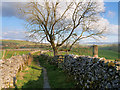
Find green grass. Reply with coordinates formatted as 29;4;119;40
98;44;118;52
0;51;2;59
16;56;43;88
70;47;119;60
1;39;119;60
3;50;30;59
0;50;30;59
32;51;41;55
98;49;120;60
45;47;119;60
45;47;93;56
1;39;36;45
45;51;69;56
1;39;51;49
38;55;76;88
70;47;93;56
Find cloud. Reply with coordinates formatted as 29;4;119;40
1;1;118;43
2;1;105;17
2;2;26;18
104;0;119;2
108;24;118;36
2;2;17;17
79;24;118;43
2;31;26;40
107;11;115;18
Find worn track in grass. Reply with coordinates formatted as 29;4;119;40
37;59;51;89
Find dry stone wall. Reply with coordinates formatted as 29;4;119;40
0;54;32;89
0;49;42;89
49;54;120;88
63;55;120;88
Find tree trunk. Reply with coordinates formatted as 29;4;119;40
51;41;58;56
68;45;73;51
53;47;58;56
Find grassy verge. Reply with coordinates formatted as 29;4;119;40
38;55;76;88
45;51;69;56
16;56;43;88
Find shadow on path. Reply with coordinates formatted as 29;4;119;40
15;55;44;89
22;55;51;89
22;74;43;89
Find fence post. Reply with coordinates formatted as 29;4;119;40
93;45;98;58
28;53;33;66
2;50;6;59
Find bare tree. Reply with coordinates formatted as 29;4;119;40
19;0;109;56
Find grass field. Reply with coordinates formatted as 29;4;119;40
98;44;118;52
45;47;119;60
0;39;119;60
72;47;119;60
0;50;30;59
70;47;93;56
0;48;119;60
1;39;50;49
98;49;119;60
1;39;36;45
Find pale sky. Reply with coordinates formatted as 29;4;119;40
0;0;119;44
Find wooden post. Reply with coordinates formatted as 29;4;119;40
13;77;16;87
93;45;98;58
28;53;33;66
2;50;6;59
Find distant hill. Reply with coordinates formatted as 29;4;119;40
98;44;119;52
0;39;119;52
0;39;51;49
79;42;119;45
1;39;36;45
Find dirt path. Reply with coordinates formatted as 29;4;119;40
37;60;51;89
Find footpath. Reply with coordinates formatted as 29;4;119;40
37;60;51;89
